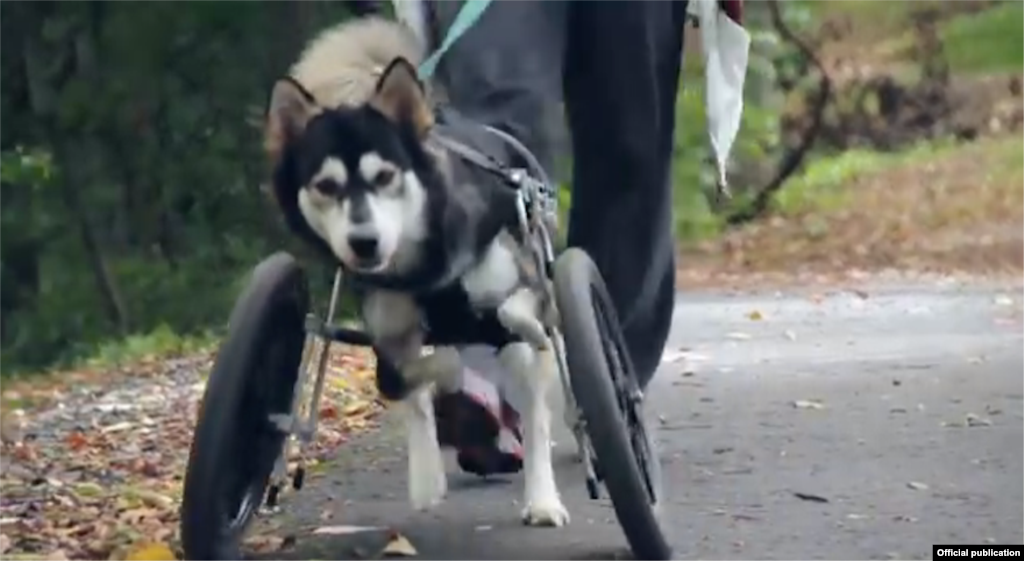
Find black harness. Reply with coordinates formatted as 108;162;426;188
369;108;535;399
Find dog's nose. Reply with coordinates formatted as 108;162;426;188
348;234;379;260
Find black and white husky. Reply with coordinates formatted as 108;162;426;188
265;18;569;526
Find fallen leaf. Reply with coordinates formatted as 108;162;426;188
124;543;175;561
661;349;684;363
792;400;824;410
127;489;174;509
343;402;368;416
382;533;418;557
73;482;105;498
907;481;929;491
0;412;24;444
965;413;993;427
312;525;383;536
244;535;285;553
792;492;829;503
66;431;89;451
101;421;134;434
11;443;37;462
747;310;764;321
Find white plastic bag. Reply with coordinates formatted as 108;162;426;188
688;0;752;196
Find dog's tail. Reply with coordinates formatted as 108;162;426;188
290;16;426;109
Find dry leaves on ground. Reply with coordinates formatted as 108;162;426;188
1;344;382;560
678;135;1023;291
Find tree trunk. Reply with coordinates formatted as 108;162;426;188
54;140;131;335
22;2;131;334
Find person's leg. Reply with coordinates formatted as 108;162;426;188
430;0;567;173
563;0;686;391
425;0;568;475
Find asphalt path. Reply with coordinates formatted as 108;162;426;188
262;279;1023;560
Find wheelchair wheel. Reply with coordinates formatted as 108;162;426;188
180;252;309;560
553;248;671;561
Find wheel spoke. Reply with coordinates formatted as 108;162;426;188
591;288;659;505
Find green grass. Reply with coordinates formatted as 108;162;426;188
0;326;219;380
84;325;219;368
773;135;1022;216
773;139;957;215
989;134;1024;176
795;0;923;31
941;2;1024;74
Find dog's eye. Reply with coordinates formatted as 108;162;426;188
373;168;396;187
313;179;339;196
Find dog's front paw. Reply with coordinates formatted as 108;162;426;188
521;496;570;527
408;456;447;511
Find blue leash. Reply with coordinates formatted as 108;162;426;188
416;0;493;80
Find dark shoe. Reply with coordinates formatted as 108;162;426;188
434;389;523;476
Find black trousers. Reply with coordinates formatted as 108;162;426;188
435;1;687;389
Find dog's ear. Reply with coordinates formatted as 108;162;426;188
265;77;323;164
369;57;433;138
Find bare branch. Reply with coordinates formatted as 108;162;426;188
727;0;833;225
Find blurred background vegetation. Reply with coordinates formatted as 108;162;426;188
2;1;1021;375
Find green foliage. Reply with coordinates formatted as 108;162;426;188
0;2;357;374
84;325;218;370
792;0;920;31
941;2;1024;74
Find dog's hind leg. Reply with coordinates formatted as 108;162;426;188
497;289;569;527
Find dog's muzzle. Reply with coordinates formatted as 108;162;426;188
347;232;382;269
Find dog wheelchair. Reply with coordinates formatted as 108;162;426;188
178;122;671;560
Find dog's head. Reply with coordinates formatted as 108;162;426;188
265;58;436;274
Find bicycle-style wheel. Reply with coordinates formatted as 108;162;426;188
180;252;309;560
553;248;670;560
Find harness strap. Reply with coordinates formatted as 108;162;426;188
417;0;493;80
429;132;511;180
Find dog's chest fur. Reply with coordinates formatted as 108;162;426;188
411;237;526;348
357;116;543;350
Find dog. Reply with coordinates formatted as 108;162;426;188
264;17;569;527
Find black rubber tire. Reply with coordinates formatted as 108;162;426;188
180;252;309;560
553;248;671;561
